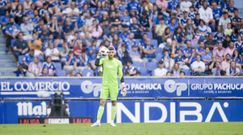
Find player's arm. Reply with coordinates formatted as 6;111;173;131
95;53;104;66
118;61;126;96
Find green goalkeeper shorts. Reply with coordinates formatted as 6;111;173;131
100;85;118;101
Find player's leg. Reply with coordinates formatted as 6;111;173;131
110;86;119;127
91;87;108;127
96;99;106;122
110;100;117;127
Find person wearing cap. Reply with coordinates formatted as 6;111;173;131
91;46;126;127
153;60;168;77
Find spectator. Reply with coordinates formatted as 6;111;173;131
221;54;231;72
209;59;222;76
227;0;237;17
202;47;213;66
62;2;79;15
156;0;168;10
180;0;192;12
90;19;103;39
235;35;242;52
20;16;34;40
224;42;235;57
174;49;189;71
23;0;32;10
153;60;168;77
15;49;35;76
44;42;60;62
196;41;206;56
27;57;42;77
130;17;142;38
118;44;131;65
198;2;213;24
129;44;142;62
191;55;206;76
204;33;217;49
0;0;241;77
224;23;233;36
141;37;156;62
213;42;225;62
168;18;178;33
12;32;29;59
231;9;242;29
124;60;139;76
184;19;195;41
154;18;167;42
227;61;240;76
64;51;79;72
171;62;181;77
87;40;99;69
198;20;211;38
219;11;231;30
162;27;173;43
222;35;231;48
10;4;25;24
211;1;222;22
162;49;174;70
42;56;56;76
3;16;21;52
78;50;89;67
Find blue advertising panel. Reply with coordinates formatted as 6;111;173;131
1;100;243;124
0;77;243;98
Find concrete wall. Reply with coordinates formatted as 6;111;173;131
234;0;243;17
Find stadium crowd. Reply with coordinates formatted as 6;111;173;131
0;0;242;77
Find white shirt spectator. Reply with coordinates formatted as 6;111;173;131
20;17;34;40
28;58;42;77
45;46;60;61
180;0;192;12
62;7;79;15
191;57;206;73
219;17;231;30
199;7;213;23
153;62;168;77
154;68;168;77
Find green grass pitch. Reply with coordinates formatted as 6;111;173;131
0;123;243;135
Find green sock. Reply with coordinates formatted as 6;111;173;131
111;106;117;122
97;106;104;121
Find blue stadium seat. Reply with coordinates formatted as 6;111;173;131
53;62;62;70
146;61;158;72
56;69;66;76
133;61;145;68
151;39;158;48
137;67;148;76
143;32;153;39
134;39;142;46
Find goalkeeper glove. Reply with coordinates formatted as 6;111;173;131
120;82;127;96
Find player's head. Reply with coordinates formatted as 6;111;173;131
108;46;116;59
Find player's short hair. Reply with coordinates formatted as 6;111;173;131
108;46;115;51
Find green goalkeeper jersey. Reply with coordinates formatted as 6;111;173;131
99;57;123;87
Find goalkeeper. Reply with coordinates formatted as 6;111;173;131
91;46;126;127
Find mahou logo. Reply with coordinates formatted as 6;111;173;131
17;102;49;116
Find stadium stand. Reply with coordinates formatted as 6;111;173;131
0;0;242;77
